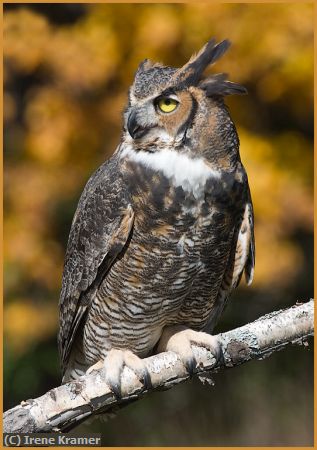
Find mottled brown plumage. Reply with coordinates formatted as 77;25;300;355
58;38;255;393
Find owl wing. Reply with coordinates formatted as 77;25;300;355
205;182;255;332
231;184;255;288
58;154;134;374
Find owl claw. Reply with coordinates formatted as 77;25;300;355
109;382;122;399
157;325;221;376
97;348;151;398
184;356;197;377
213;342;224;365
143;368;153;391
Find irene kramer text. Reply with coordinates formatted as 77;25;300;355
4;434;102;447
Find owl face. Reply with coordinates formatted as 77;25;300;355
125;88;196;144
123;39;247;149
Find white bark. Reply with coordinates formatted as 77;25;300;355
3;300;314;433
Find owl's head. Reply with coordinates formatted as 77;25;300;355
123;38;246;153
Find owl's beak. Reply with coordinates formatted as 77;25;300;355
127;110;148;139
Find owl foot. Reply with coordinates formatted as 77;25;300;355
87;349;151;398
157;325;221;376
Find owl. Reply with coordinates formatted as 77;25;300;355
58;38;255;396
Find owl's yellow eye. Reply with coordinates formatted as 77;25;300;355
157;97;178;113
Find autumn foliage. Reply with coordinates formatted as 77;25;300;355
4;3;313;445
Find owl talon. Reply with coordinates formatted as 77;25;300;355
184;356;197;377
213;342;224;365
101;348;150;398
108;382;122;399
157;325;221;374
143;368;153;390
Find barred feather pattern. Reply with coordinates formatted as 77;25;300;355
59;37;255;382
63;151;251;381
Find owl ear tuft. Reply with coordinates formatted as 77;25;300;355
200;74;248;97
174;39;231;86
136;59;154;74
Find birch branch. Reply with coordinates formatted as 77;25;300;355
4;299;314;434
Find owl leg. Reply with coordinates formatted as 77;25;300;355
86;349;151;398
157;325;222;375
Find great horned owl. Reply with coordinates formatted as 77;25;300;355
58;39;255;395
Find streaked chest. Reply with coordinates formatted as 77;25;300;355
121;146;241;236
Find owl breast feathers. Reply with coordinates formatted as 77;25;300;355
58;38;255;393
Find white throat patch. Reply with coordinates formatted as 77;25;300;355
121;146;221;198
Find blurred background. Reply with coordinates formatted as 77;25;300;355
4;3;314;445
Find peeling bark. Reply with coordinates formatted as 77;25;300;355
3;300;314;433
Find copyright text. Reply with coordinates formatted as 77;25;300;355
3;433;102;447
